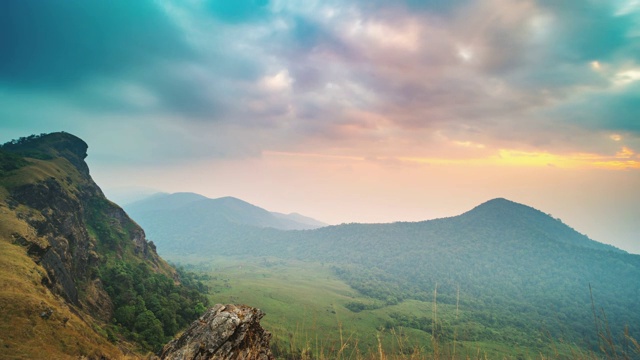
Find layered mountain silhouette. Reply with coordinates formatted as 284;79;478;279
127;192;327;231
134;194;640;350
125;192;327;257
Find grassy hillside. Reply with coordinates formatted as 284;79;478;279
0;133;209;358
187;256;591;359
0;197;135;359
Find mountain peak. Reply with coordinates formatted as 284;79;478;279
461;197;624;253
463;198;532;218
2;132;89;174
126;192;208;212
216;196;250;204
478;197;520;207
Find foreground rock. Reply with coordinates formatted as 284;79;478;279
160;304;274;360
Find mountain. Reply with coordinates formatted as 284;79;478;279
144;195;640;352
124;192;327;256
0;133;209;358
461;198;623;253
271;211;328;229
101;185;163;206
127;192;327;230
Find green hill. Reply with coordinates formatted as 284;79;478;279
141;195;640;356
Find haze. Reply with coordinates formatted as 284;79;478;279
1;1;638;253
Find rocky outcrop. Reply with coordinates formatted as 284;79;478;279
160;304;273;360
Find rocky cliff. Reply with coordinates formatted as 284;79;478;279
1;132;171;317
0;132;207;358
160;304;274;360
0;132;273;359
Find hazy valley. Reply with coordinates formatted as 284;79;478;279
126;191;640;359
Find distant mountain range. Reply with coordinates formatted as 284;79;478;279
125;192;327;237
129;193;640;351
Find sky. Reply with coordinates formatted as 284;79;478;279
1;0;639;253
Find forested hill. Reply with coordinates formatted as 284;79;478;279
139;195;640;351
460;198;623;253
0;132;209;358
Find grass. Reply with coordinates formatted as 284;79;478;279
0;238;137;359
0;197;144;359
189;255;603;360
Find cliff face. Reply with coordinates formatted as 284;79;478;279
2;132;171;318
0;132;177;358
0;132;272;359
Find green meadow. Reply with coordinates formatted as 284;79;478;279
180;256;580;359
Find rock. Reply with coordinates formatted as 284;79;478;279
160;304;274;360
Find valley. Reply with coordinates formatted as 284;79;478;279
176;256;586;359
131;193;640;359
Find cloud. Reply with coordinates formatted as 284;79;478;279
1;0;639;164
0;0;192;88
537;1;639;62
206;0;271;23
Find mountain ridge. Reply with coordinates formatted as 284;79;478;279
126;192;328;234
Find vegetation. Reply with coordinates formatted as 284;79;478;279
3;133;639;359
1;133;65;161
188;256;640;360
100;262;209;351
0;149;29;175
0;216;134;359
144;197;640;358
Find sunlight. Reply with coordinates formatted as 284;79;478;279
264;147;640;170
398;149;640;169
610;133;622;141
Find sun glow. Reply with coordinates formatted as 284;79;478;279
265;148;640;170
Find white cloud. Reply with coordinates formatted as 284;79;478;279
260;70;293;91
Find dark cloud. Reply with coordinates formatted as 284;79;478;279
0;0;192;88
1;0;638;159
206;0;270;23
538;1;638;62
356;0;470;16
291;16;336;51
548;82;640;134
145;71;226;119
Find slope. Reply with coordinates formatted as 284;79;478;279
0;133;208;358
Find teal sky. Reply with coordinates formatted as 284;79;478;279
1;0;639;252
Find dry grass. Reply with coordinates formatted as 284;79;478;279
271;324;640;360
0;204;141;360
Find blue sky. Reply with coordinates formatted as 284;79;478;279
1;0;639;252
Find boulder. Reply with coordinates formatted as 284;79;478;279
160;304;273;360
